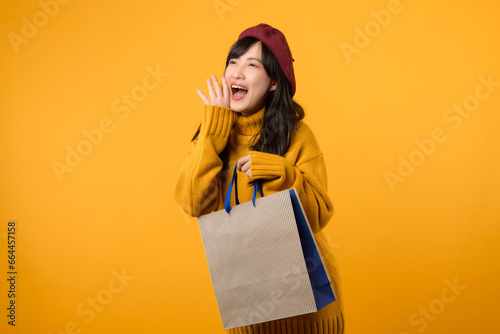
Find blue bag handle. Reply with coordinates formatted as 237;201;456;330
224;163;265;214
252;179;264;206
224;163;240;213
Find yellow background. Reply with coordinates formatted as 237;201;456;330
1;0;499;333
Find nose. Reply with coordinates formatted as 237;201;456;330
231;63;244;79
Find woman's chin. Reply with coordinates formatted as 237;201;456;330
232;108;250;116
229;103;244;114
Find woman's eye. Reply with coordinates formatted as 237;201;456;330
229;60;237;65
249;63;257;67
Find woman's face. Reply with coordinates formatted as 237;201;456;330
224;41;277;116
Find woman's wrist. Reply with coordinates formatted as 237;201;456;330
201;104;235;138
250;151;294;180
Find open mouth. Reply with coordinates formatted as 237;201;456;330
231;85;248;98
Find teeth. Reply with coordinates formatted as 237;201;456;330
231;85;247;90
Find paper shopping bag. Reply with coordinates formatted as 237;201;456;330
197;164;336;329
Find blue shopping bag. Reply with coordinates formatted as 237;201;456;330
288;188;336;310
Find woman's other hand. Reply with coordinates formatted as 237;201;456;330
237;155;252;180
197;75;230;108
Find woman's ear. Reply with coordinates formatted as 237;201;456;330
270;79;277;92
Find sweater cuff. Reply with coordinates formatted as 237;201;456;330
250;151;294;181
201;105;235;138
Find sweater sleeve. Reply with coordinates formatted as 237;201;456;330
174;104;235;217
249;127;334;233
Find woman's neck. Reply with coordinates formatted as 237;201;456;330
234;106;265;136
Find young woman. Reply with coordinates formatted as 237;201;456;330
174;23;344;333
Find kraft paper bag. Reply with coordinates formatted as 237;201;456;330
198;164;336;329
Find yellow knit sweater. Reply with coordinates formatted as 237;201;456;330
174;105;344;333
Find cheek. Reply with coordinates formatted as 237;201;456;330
251;75;272;94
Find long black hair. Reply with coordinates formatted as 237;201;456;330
193;36;304;169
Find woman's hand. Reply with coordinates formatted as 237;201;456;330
237;155;252;180
197;75;230;108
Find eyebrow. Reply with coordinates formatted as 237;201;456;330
231;56;262;64
230;56;263;64
247;57;263;63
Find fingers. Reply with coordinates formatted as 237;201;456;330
196;89;211;105
208;75;224;101
221;77;230;106
237;155;251;172
207;78;216;101
197;75;230;108
212;74;223;97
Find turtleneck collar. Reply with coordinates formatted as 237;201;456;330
233;106;265;136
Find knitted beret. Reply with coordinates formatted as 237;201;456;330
238;23;296;97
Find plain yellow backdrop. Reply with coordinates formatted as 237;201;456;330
1;0;499;333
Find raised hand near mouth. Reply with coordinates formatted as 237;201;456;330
197;74;230;108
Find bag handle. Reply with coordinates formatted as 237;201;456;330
252;179;264;206
224;163;265;214
224;163;240;214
